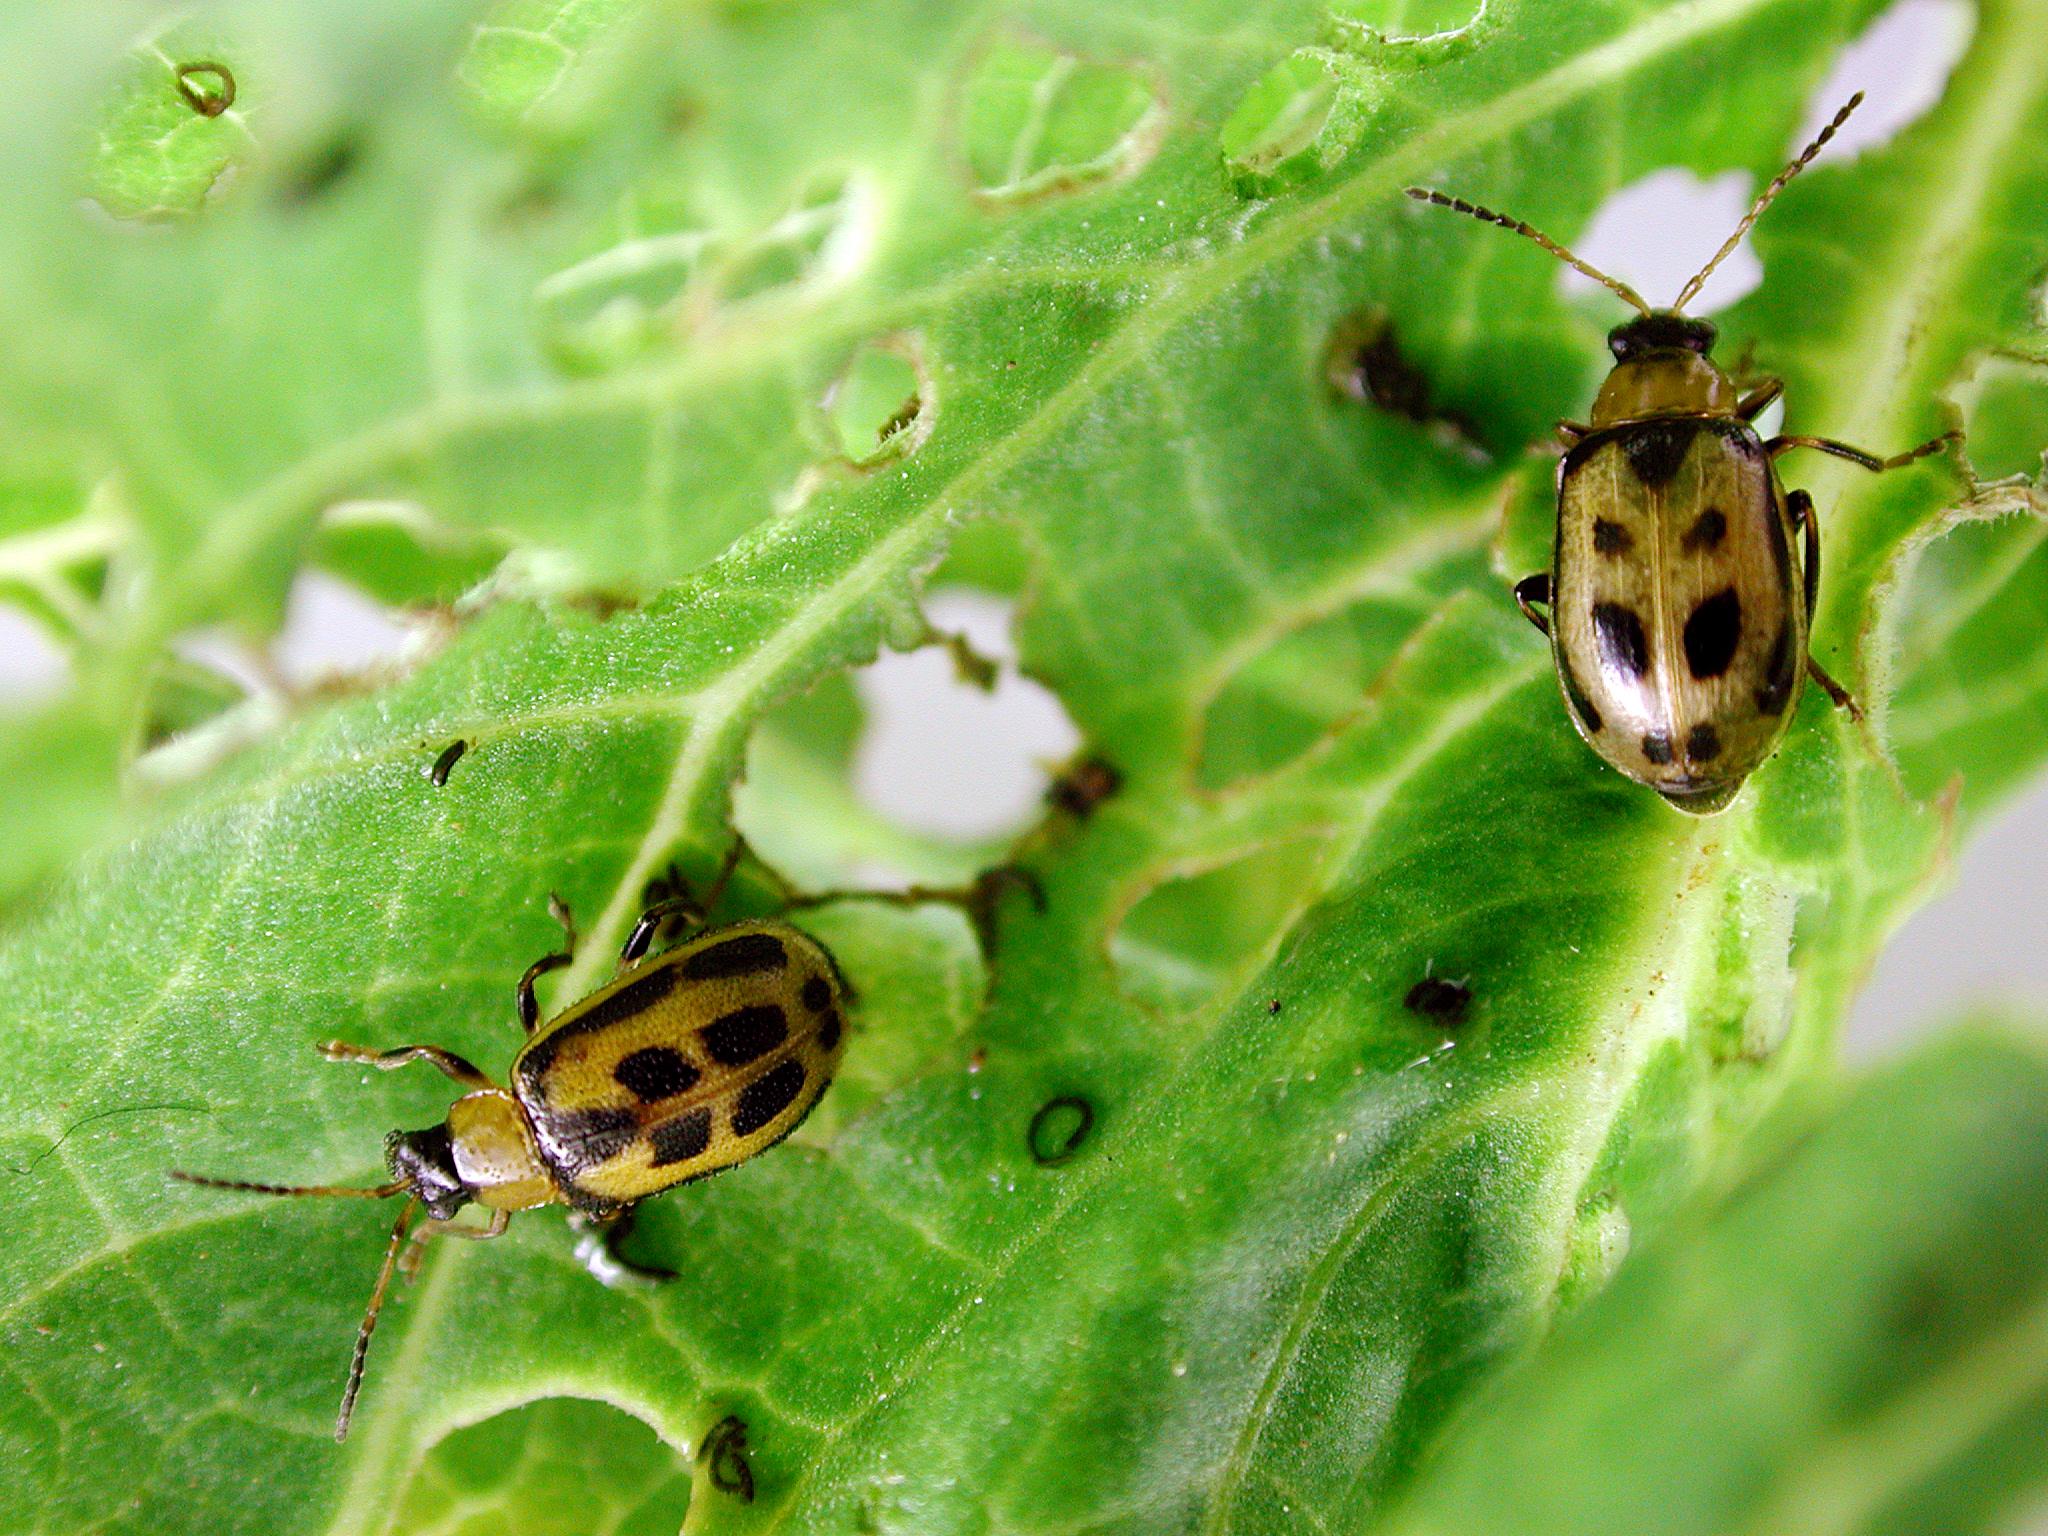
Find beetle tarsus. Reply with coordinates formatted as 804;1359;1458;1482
1805;655;1862;720
320;1041;493;1089
1512;573;1552;636
1767;430;1960;472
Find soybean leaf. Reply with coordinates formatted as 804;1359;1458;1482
1380;1028;2048;1536
0;2;2045;1536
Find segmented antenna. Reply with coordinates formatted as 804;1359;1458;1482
337;1198;421;1442
1404;186;1650;315
1672;92;1864;312
170;1170;407;1199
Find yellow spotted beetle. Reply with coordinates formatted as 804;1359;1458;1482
1409;94;1956;812
173;858;848;1440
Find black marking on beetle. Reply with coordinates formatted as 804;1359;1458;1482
1592;518;1633;556
613;1046;700;1103
732;1060;808;1136
550;1107;639;1169
1028;1096;1095;1167
1686;723;1723;763
1621;418;1701;488
1560;658;1603;734
702;1004;788;1067
649;1106;713;1167
1404;976;1470;1025
1682;507;1727;553
1756;620;1797;715
1593;602;1650;680
682;933;788;982
801;976;832;1013
702;1416;755;1502
816;1009;842;1054
518;966;681;1084
1641;731;1674;766
173;61;235;118
427;739;466;787
1684;588;1743;679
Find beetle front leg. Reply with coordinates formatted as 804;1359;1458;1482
398;1206;509;1282
517;892;578;1034
1786;488;1863;721
1512;573;1552;636
1737;377;1783;420
318;1041;493;1089
1555;421;1588;448
1767;429;1959;471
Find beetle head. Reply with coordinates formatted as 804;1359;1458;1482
386;1124;471;1220
1607;311;1717;363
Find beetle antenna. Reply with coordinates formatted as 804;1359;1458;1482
1673;91;1863;312
170;1170;408;1199
1404;187;1650;315
336;1197;420;1442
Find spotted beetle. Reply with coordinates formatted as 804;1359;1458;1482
172;858;847;1441
1409;94;1956;813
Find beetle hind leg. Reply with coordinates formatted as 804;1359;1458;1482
517;892;579;1033
1512;573;1552;636
1787;488;1863;721
570;1207;678;1286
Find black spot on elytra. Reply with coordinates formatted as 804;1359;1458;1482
517;966;680;1085
1684;588;1743;679
682;933;788;981
550;1107;639;1170
1028;1096;1095;1166
1642;731;1674;765
1404;976;1470;1024
1593;602;1650;679
701;1005;787;1067
612;1046;699;1103
1682;508;1727;553
1592;519;1633;556
1756;621;1796;715
816;1009;842;1054
732;1060;808;1136
1621;418;1701;487
1561;659;1604;734
1686;723;1723;763
801;976;832;1013
649;1106;713;1167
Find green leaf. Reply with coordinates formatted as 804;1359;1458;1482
1380;1028;2048;1536
2;0;2046;1532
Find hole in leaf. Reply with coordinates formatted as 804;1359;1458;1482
314;500;511;607
1794;0;1971;156
1326;306;1488;456
390;1397;690;1534
0;607;67;706
1027;1095;1095;1166
1219;50;1367;195
1195;568;1477;790
957;32;1165;206
1111;837;1329;1016
1326;0;1493;56
717;170;875;304
852;590;1079;842
823;335;931;467
86;39;252;220
1566;169;1762;314
534;185;716;374
1949;352;2048;483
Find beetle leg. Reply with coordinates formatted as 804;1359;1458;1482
1512;573;1552;636
319;1041;493;1089
1767;429;1959;471
1555;421;1588;447
570;1207;677;1286
517;893;578;1033
1737;377;1783;420
398;1206;509;1283
1787;489;1863;721
621;895;706;966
